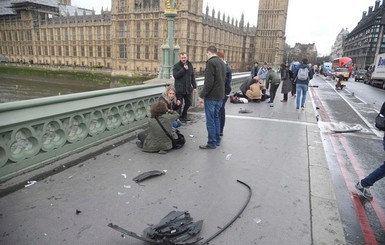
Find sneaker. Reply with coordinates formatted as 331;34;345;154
301;107;305;110
199;144;216;149
269;104;274;107
355;181;373;200
296;107;299;109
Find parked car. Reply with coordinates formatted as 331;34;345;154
354;69;368;82
332;67;349;80
0;55;8;63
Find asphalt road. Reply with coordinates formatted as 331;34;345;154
309;75;385;245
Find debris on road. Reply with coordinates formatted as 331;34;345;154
132;170;165;183
108;210;203;244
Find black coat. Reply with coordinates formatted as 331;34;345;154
172;61;197;95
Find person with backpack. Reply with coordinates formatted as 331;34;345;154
293;58;314;110
355;101;385;200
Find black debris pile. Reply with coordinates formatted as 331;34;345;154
108;210;203;244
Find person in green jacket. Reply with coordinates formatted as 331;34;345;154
136;101;179;154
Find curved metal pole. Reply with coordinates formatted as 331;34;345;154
200;179;252;245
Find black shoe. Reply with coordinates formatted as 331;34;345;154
136;141;143;149
179;117;191;122
199;144;216;149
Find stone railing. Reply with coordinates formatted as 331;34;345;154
0;73;249;182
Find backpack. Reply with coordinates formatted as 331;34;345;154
297;67;309;80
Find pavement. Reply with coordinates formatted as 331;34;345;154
0;84;347;245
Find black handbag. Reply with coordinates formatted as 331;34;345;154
375;113;385;131
155;117;185;149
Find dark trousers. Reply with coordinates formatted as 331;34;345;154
361;139;385;187
291;82;296;96
268;83;280;103
176;93;192;119
219;96;229;133
283;93;288;101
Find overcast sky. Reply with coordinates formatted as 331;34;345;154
72;0;378;56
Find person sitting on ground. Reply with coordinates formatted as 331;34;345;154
136;101;179;154
159;85;182;128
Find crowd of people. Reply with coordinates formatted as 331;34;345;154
135;54;317;154
232;58;313;109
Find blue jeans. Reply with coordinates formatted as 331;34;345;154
361;138;385;187
204;99;223;146
296;83;308;108
173;120;182;128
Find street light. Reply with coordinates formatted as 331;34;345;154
274;40;279;71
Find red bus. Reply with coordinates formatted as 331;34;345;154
332;57;353;73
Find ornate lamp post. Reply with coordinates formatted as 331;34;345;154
159;0;179;79
274;40;279;71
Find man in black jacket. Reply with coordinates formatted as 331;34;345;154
172;52;197;121
198;46;226;149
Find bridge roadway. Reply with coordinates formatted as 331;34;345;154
0;89;346;244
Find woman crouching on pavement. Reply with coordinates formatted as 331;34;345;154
136;101;179;154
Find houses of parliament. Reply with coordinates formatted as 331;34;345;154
0;0;288;76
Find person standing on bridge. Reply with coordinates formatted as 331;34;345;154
173;52;197;122
255;62;268;98
294;58;314;110
198;45;226;149
355;101;385;200
280;63;292;102
265;64;281;107
217;50;232;137
250;61;260;79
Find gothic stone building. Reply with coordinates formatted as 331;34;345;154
0;0;288;76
